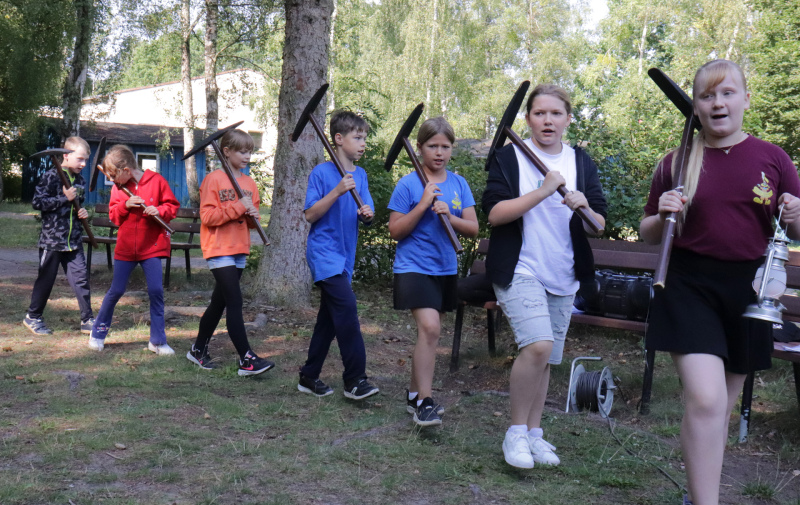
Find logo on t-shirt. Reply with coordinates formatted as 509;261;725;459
451;191;462;211
752;172;773;205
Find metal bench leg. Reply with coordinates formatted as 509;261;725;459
639;346;655;415
450;304;465;372
487;309;496;356
184;249;191;280
106;242;112;270
794;363;800;416
86;244;93;281
739;371;755;443
164;256;172;288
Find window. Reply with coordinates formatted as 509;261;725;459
249;131;263;152
137;153;159;173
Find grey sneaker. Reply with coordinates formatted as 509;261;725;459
80;318;96;335
23;315;53;335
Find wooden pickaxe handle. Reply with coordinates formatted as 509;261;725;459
503;128;604;235
49;155;98;248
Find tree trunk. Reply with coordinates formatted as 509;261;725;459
204;0;219;172
61;0;93;139
182;0;199;207
250;0;333;308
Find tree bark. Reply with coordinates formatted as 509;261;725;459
204;0;219;172
182;0;199;207
61;0;93;139
250;0;333;308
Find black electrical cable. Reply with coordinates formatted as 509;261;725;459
575;370;606;413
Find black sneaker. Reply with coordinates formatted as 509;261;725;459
406;390;445;416
414;397;442;427
297;374;334;397
238;352;274;376
23;315;52;335
343;378;379;400
186;346;218;370
80;317;96;335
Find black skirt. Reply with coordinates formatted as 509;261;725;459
646;248;773;374
393;272;458;312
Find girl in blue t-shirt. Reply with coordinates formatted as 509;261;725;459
388;116;479;426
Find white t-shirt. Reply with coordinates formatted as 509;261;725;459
513;139;579;296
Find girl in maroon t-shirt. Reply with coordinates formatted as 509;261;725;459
640;60;800;505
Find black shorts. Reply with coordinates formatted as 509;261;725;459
393;273;458;312
646;248;773;374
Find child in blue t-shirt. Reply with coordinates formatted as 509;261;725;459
388;116;479;426
299;110;379;401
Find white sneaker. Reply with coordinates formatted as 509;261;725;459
88;337;104;351
529;436;560;466
148;342;175;356
503;431;534;469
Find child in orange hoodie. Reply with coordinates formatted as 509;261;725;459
186;129;274;376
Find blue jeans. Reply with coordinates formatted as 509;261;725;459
92;257;166;345
301;273;366;385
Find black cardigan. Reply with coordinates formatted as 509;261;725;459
481;143;608;289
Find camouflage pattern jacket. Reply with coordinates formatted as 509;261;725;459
32;168;86;251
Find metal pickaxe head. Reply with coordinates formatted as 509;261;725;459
485;80;530;171
89;137;107;192
30;148;73;161
384;103;424;172
182;120;245;161
291;83;329;142
648;68;702;131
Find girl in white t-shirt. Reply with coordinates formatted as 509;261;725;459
483;84;606;469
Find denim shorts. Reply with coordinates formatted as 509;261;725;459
493;274;575;365
206;254;247;270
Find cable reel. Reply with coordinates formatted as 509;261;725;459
565;356;615;418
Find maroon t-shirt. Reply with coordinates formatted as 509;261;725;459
644;135;800;261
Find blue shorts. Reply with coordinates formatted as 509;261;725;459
206;254;247;270
493;274;574;365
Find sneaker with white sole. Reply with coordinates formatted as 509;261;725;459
186;346;218;370
23;315;53;335
343;378;379;400
406;390;445;416
238;352;274;376
80;318;96;335
148;342;175;356
503;430;534;469
298;374;334;397
528;436;560;466
88;337;104;351
413;397;442;427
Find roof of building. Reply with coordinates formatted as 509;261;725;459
79;121;204;147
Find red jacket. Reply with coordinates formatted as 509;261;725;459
109;170;179;261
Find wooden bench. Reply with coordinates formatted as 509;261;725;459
452;237;800;439
84;204;201;287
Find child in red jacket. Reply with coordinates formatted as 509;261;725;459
88;144;179;354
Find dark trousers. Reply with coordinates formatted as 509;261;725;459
27;248;93;322
301;273;366;385
194;266;251;360
93;258;166;344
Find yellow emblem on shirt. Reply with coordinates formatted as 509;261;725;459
752;172;773;205
451;191;462;211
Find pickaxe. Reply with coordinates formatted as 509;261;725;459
30;148;98;248
384;103;463;254
647;67;701;288
485;81;604;235
89;137;175;235
182;121;270;246
291;83;367;212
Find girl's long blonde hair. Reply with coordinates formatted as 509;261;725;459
671;59;747;230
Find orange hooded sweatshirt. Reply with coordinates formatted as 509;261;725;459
199;169;260;259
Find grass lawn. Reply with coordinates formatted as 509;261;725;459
0;211;798;504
